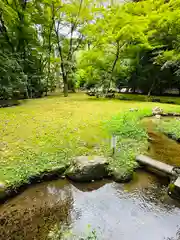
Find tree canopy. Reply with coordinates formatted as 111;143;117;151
76;0;180;95
1;0;180;98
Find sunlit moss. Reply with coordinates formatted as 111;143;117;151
0;93;180;187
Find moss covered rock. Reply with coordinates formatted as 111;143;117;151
111;168;133;183
66;156;109;182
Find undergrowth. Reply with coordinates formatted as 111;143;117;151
106;110;151;177
158;119;180;140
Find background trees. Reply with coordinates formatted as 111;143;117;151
1;0;180;99
76;0;180;96
0;0;94;98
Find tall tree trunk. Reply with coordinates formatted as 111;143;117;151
109;41;120;90
61;61;68;97
46;4;55;96
63;77;68;97
148;80;155;97
25;75;29;99
55;22;68;97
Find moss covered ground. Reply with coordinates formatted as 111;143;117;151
0;93;180;187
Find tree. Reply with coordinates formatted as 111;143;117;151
1;0;180;99
76;0;180;96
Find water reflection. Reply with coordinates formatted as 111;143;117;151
166;228;180;240
71;179;111;192
0;180;73;240
0;173;180;240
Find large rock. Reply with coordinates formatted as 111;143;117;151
66;156;109;182
152;106;163;115
110;168;133;183
28;165;68;183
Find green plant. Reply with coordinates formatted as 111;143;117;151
48;224;98;240
105;110;150;176
158;119;180;140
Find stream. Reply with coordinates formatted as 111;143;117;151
1;118;180;240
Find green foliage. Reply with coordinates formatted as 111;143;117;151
76;0;180;95
107;111;148;139
108;141;139;180
106;110;151;176
2;0;180;97
158;119;180;140
0;0;55;99
0;0;97;98
48;223;98;240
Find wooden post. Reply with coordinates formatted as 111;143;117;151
111;135;117;155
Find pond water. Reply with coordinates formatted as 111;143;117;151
1;117;180;240
143;117;180;166
1;171;180;240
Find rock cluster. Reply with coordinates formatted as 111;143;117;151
152;106;163;115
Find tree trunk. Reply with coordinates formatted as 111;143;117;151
148;80;155;97
109;41;120;89
60;60;68;97
178;88;180;96
61;60;68;97
63;78;68;97
46;4;55;96
61;62;68;97
55;21;68;97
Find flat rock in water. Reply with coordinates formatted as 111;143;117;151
66;156;109;182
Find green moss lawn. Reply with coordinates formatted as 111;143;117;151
1;93;180;187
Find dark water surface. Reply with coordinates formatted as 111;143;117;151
1;171;180;240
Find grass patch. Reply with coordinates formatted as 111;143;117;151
158;118;180;140
0;93;180;188
105;110;151;179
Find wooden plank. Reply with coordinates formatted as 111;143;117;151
136;155;174;176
